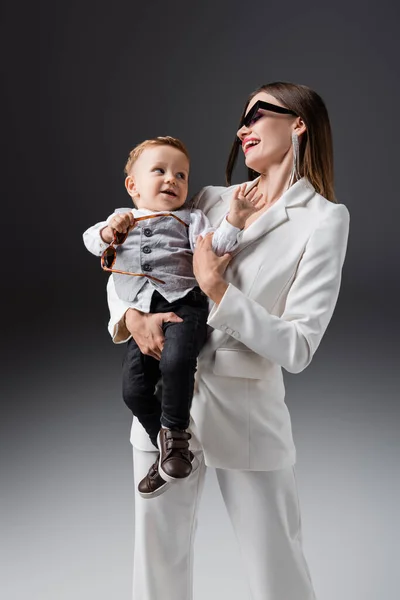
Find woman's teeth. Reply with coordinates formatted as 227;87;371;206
243;140;260;151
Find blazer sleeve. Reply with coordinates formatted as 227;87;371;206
106;276;133;343
207;204;350;374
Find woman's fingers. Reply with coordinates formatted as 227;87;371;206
150;313;183;357
143;315;183;360
201;232;214;247
200;236;231;270
144;347;162;361
124;310;171;360
159;312;183;325
219;252;233;272
195;232;214;251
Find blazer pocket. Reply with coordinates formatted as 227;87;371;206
213;348;273;380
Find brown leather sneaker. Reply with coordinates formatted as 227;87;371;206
137;454;171;499
157;428;193;483
138;450;198;499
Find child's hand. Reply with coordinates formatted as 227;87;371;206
108;211;136;233
100;212;135;244
227;184;265;229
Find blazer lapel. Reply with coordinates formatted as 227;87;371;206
219;177;315;257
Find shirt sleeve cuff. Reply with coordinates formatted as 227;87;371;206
219;215;242;234
109;312;132;344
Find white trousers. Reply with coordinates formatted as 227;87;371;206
132;446;317;600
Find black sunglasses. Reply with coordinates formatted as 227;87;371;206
240;100;297;129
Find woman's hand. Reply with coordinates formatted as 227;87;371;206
124;308;183;360
193;233;231;305
227;183;265;229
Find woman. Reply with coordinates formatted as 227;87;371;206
106;81;350;600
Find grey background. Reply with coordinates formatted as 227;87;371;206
2;0;399;598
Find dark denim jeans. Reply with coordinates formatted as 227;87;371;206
122;287;209;447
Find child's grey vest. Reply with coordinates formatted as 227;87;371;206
112;208;197;302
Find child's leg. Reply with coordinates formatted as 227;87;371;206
158;288;209;430
122;338;162;448
153;288;209;481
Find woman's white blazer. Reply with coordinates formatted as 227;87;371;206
107;178;350;471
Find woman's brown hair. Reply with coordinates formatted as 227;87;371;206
226;82;336;203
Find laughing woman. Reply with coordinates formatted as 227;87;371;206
104;81;349;600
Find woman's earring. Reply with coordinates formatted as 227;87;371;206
288;132;300;188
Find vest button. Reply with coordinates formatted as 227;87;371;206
144;228;152;237
142;246;152;254
143;264;152;272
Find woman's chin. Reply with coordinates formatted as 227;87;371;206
245;157;263;173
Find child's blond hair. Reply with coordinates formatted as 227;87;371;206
124;136;190;175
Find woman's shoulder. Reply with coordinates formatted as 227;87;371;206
308;185;350;226
306;193;350;246
285;179;350;244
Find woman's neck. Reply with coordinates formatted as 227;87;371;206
256;163;293;206
243;164;295;230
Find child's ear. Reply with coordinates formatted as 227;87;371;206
125;175;139;200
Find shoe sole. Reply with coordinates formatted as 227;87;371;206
137;478;172;500
157;431;199;483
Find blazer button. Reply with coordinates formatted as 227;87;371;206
226;327;233;335
233;331;240;339
142;246;152;254
143;264;152;272
144;228;152;237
